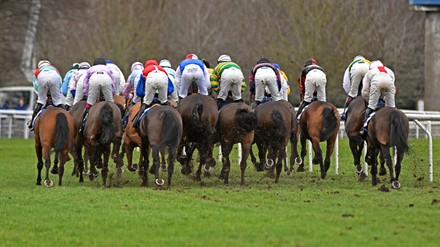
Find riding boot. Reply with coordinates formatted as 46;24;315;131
133;103;149;129
252;100;261;110
64;104;71;111
296;101;310;116
341;96;354;121
161;101;169;106
233;98;244;103
359;107;374;137
79;108;90;134
217;98;225;110
28;103;43;130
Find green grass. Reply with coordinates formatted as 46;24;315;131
0;138;439;247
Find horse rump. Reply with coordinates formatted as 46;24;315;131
320;107;338;141
235;108;257;132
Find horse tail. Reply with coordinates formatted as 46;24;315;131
320;107;338;141
271;110;287;142
157;109;181;149
99;103;117;144
389;111;409;154
54;112;69;152
235;108;258;132
191;103;204;131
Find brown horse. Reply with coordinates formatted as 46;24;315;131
297;101;340;179
365;107;409;188
34;107;74;187
177;94;218;182
250;100;294;183
82;101;124;186
121;102;143;172
344;96;368;179
216;102;258;185
138;105;183;187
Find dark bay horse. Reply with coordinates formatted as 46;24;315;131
297;101;340;179
177;94;218;182
344;96;368;179
138;105;183;188
250;100;294;183
82;101;123;186
216;102;258;185
365;107;409;189
34;107;74;187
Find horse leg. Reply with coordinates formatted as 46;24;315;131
297;135;307;172
139;144;150;187
152;146;164;187
51;153;59;175
393;149;404;189
368;147;379;186
101;145;111;187
309;138;325;179
240;141;253;186
323;136;337;179
35;143;43;185
43;147;53;187
125;142;137;172
257;142;267;172
112;138;123;176
349;139;363;176
379;150;387;176
58;150;68;186
275;145;287;183
167;147;177;188
266;147;276;179
380;146;395;186
219;142;232;184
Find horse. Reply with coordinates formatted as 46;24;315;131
216;102;258;185
177;94;218;182
34;107;74;187
138;105;183;187
344;96;368;179
365;107;409;189
82;101;124;186
297;101;340;179
120;102;143;172
250;100;294;183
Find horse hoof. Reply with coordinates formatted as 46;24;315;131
131;164;139;171
358;172;368;181
44;179;53;188
295;157;302;165
51;168;58;175
355;165;363;174
379;169;387;176
264;159;274;169
161;164;168;172
392;181;401;189
204;165;211;173
296;165;305;172
285;170;292;176
155;179;165;186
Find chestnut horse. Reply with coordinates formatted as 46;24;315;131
34;107;74;187
216;102;258;185
250;100;294;183
138;105;183;187
121;102;143;172
297;101;340;179
365;107;409;189
82;101;123;186
177;94;218;182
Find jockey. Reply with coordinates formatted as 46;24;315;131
61;63;79;109
66;62;90;109
159;59;179;103
106;59;125;95
132;60;174;128
359;60;396;136
211;54;247;109
79;57;117;133
296;58;327;116
341;55;371;120
28;60;63;129
273;63;290;101
123;61;144;104
175;54;210;98
249;58;282;107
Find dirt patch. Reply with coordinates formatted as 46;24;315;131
378;184;390;192
431;199;440;205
